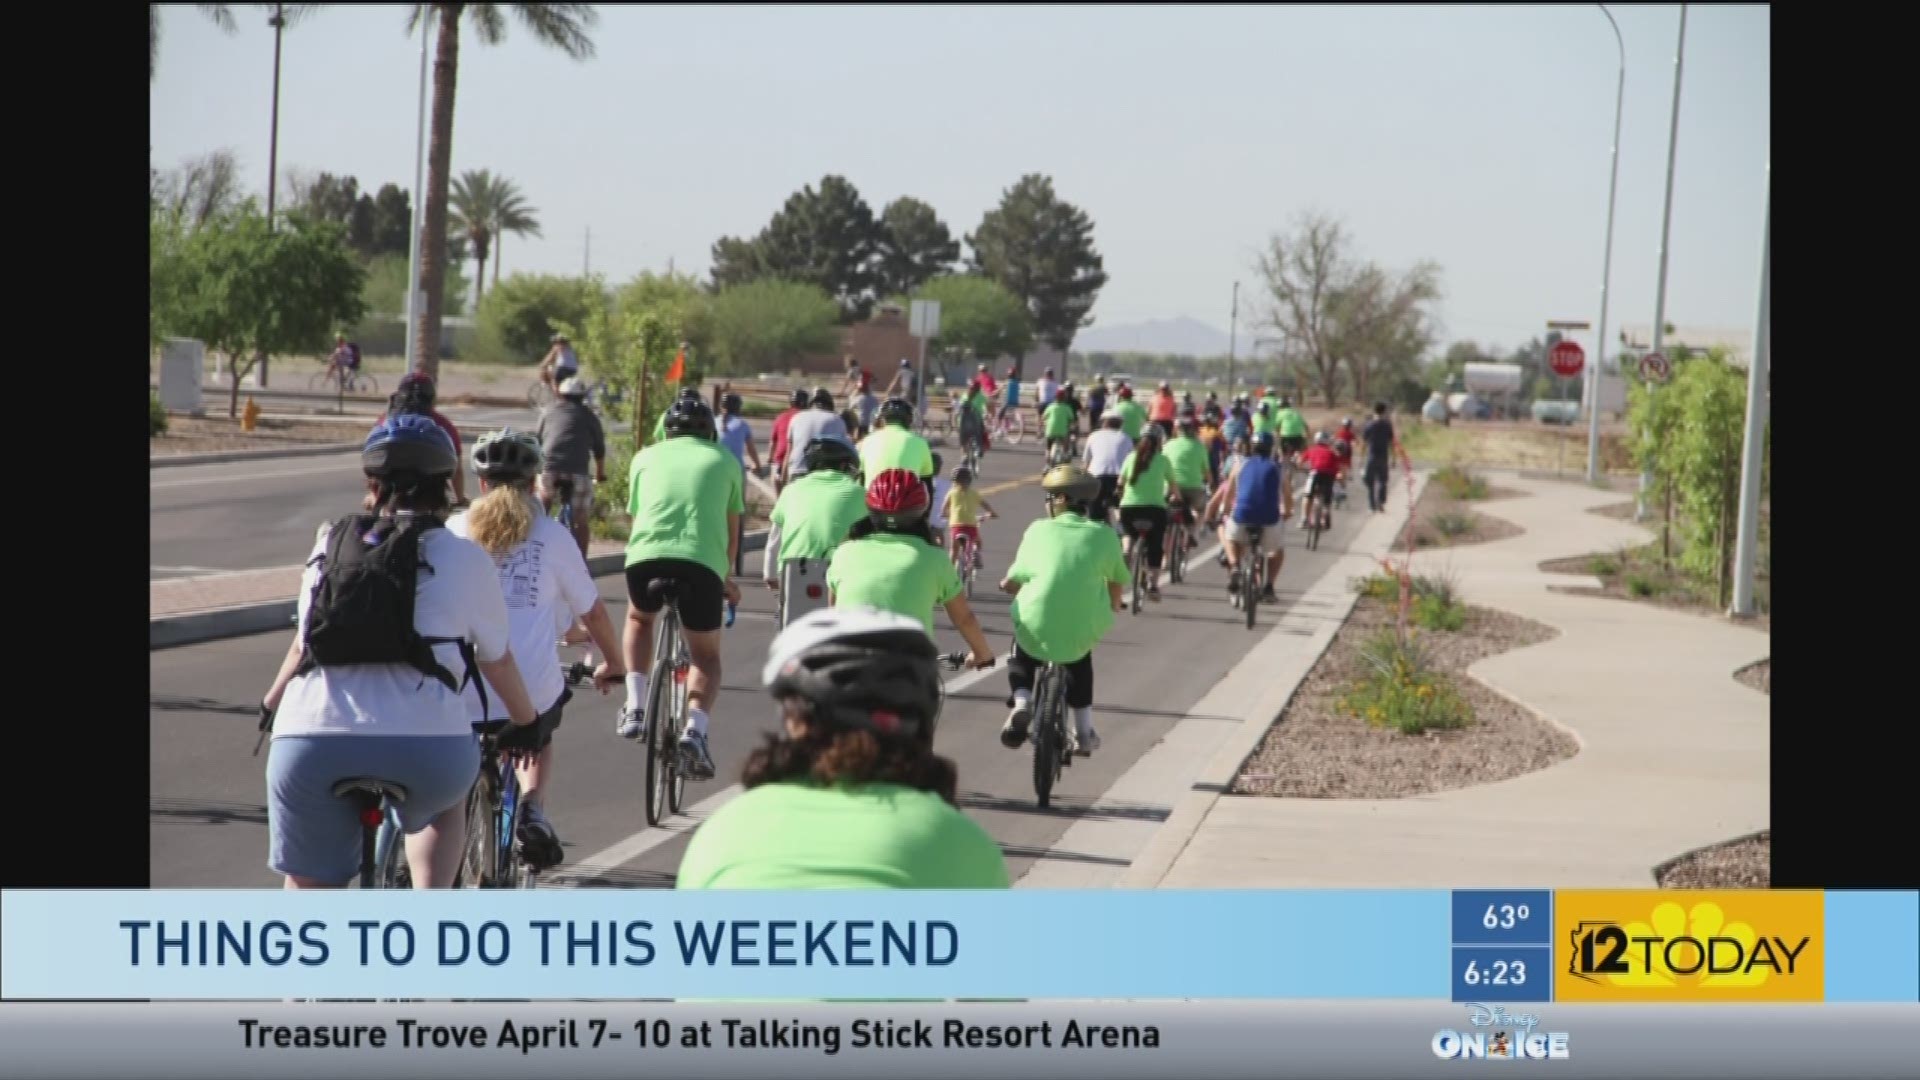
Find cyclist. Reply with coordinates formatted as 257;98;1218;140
1300;430;1343;532
538;333;579;394
675;607;1010;889
826;468;996;668
850;368;879;439
258;415;541;889
783;388;850;482
1362;400;1395;513
1221;400;1252;452
322;333;360;386
764;435;867;593
943;465;998;571
1198;408;1227;480
1148;380;1179;438
1115;425;1177;602
884;357;919;410
615;397;743;782
375;372;467;505
1251;397;1279;441
1082;408;1134;526
997;366;1022;428
861;397;937;498
926;452;949;548
970;363;998;401
1164;416;1213;554
649;385;706;444
1276;395;1310;459
769;387;811;492
1204;430;1289;605
1041;390;1077;462
535;376;606;563
1085;379;1109;425
1114;384;1149;441
998;464;1128;755
450;430;625;871
1035;367;1060;410
1332;418;1356;506
956;383;991;462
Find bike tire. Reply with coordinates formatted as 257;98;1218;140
1168;526;1185;584
1031;679;1059;810
643;653;675;827
668;638;690;814
1006;413;1026;445
375;810;411;889
1245;551;1260;630
1129;544;1143;615
354;374;380;397
308;372;334;393
458;775;497;887
528;383;551;411
1307;508;1321;551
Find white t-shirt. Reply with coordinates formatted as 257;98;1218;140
276;517;510;739
1036;377;1059;407
1083;429;1134;477
553;345;579;376
447;507;600;720
784;409;850;475
929;477;953;530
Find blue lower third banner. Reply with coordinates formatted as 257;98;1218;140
3;890;1450;1000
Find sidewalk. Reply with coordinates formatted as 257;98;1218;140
1146;474;1770;888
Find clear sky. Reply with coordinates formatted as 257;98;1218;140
149;4;1769;356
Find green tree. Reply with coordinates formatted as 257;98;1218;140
408;3;597;377
754;175;885;322
876;197;959;299
450;168;541;304
156;204;367;417
361;251;469;317
900;274;1032;365
708;279;839;375
1661;350;1750;602
707;235;765;291
616;271;714;361
476;272;603;362
153;150;246;229
370;183;413;256
966;174;1108;375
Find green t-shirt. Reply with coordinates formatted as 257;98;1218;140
1006;513;1129;663
770;471;868;564
1117;450;1174;508
1251;408;1278;436
676;781;1010;889
624;435;746;578
1277;407;1309;439
1042;401;1075;439
1163;435;1209;488
1116;399;1149;440
859;425;935;483
968;394;988;416
826;532;962;634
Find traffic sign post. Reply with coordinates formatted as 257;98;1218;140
1547;340;1585;477
908;300;942;429
1638;350;1671;384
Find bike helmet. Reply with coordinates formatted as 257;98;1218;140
396;370;437;408
471;428;543;482
662;396;717;440
364;413;456;478
801;435;860;476
1117;385;1134;400
763;606;944;743
951;465;974;485
1043;368;1055;377
1315;430;1332;445
558;376;590;399
877;397;914;427
977;363;989;372
551;332;568;344
723;392;744;415
1341;416;1354;428
1136;425;1164;450
677;386;702;402
865;467;931;528
1041;463;1101;508
1178;416;1199;436
1102;409;1125;426
1252;431;1275;457
790;388;812;409
810;387;835;410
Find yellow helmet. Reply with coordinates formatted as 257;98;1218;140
1041;463;1101;505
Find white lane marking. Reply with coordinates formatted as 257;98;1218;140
542;652;1013;887
150;461;359;490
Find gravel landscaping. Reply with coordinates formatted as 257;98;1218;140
150;415;363;456
1655;831;1770;888
1397;477;1524;552
1232;594;1573;799
1735;659;1770;695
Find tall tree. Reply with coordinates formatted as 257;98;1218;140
408;3;596;377
369;183;413;256
154;150;246;229
905;274;1033;366
754;175;885;322
708;235;765;291
449;169;539;305
151;4;236;81
875;197;959;299
491;183;542;290
966;174;1107;376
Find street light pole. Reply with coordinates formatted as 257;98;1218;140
1586;4;1625;483
259;2;287;388
1227;281;1239;394
1729;164;1769;617
1638;3;1688;520
403;9;432;373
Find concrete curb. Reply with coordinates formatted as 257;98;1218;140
150;530;769;650
1117;473;1432;889
152;429;490;469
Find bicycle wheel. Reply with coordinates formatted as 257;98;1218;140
1245;550;1260;630
375;811;411;889
959;540;975;599
528;382;552;411
1004;412;1026;445
308;371;334;393
643;649;675;827
667;635;690;814
1128;543;1143;615
458;773;499;887
352;373;379;397
1031;670;1061;809
1167;522;1185;584
1307;501;1322;551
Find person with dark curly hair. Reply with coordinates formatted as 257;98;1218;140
675;608;1010;889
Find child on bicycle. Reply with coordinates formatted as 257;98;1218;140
957;385;991;459
943;465;998;571
1042;393;1076;463
1300;431;1344;531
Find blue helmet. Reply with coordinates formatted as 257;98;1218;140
364;413;456;477
1252;431;1275;457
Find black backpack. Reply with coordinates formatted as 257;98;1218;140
296;513;485;715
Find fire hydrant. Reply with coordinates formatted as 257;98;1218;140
242;396;261;433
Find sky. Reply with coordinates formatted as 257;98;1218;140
149;4;1769;357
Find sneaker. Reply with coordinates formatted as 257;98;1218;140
1261;584;1279;603
615;706;645;740
1000;702;1032;749
1147;585;1162;602
1227;569;1242;594
516;804;564;871
1077;728;1101;755
678;729;716;781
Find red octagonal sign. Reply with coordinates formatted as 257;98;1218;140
1549;340;1585;378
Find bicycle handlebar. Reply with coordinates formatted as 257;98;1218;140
940;651;995;671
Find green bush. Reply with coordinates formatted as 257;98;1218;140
1433;464;1489;500
1624;571;1661;598
477;273;607;364
1432;509;1475;539
1340;629;1473;734
150;392;169;437
1412;593;1467;632
1587;554;1619;577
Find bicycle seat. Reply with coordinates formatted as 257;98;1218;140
645;579;683;603
331;777;409;804
1128;518;1155;534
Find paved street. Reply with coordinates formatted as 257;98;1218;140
150;435;1382;888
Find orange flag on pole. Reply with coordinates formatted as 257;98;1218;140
665;347;686;384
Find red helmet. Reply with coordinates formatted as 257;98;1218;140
1117;385;1134;400
865;468;930;527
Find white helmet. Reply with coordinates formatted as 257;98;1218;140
558;376;589;399
899;358;913;367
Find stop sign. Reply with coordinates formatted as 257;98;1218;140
1549;340;1585;378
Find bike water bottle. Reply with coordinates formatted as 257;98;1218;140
725;599;737;629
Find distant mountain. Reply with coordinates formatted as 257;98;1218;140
1074;317;1231;358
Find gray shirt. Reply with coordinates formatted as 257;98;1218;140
783;408;850;475
537;400;605;477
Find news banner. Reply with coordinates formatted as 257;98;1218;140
2;889;1915;1078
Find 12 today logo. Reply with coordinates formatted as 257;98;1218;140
1553;890;1823;1002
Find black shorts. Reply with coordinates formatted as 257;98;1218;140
625;559;727;632
473;687;570;752
1093;475;1121;517
1309;473;1337;504
1280;435;1307;456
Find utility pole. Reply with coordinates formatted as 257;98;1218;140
1729;164;1769;617
1638;3;1688;520
584;227;591;277
403;8;431;373
1227;281;1239;394
1586;3;1626;483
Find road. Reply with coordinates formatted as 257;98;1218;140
151;436;1384;888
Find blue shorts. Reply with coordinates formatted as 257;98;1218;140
266;734;479;883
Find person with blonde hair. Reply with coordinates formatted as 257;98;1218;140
448;429;625;870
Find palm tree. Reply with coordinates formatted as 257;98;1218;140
151;4;237;81
408;4;596;377
449;170;542;305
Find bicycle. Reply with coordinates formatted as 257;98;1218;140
1046;433;1077;468
1166;497;1191;584
991;406;1029;445
961;432;984;477
331;778;413;888
1124;516;1154;615
642;580;694;828
309;366;379;397
951;530;980;600
1304;484;1330;551
1022;655;1076;810
528;378;558;411
1229;525;1266;630
775;556;830;629
458;720;546;888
